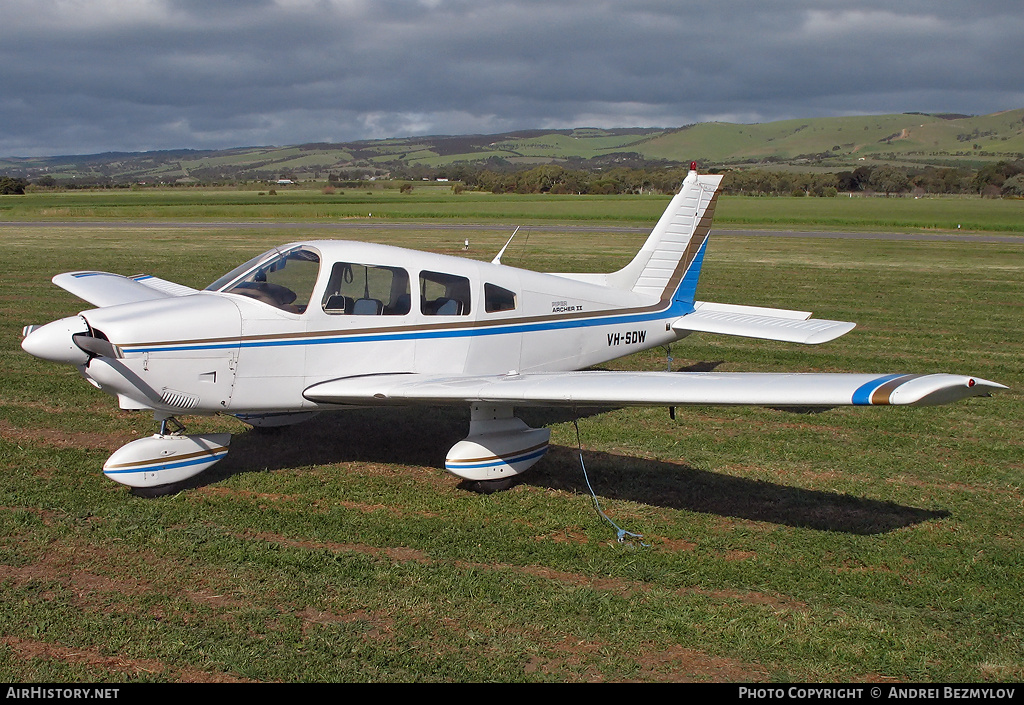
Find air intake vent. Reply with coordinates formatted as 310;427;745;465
161;389;199;409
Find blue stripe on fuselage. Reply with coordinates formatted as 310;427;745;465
123;299;696;354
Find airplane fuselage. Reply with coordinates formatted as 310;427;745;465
75;240;688;417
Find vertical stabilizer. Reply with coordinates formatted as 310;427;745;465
608;165;722;303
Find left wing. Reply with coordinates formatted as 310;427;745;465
304;371;1005;408
53;271;197;307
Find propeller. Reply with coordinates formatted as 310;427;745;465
72;332;117;359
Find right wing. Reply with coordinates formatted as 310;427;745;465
673;301;856;345
304;371;1005;409
53;271;198;307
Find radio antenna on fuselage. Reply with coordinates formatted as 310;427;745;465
491;226;520;265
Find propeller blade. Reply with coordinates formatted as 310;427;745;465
72;333;117;358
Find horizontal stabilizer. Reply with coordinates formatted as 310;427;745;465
129;274;198;297
673;303;856;345
53;271;195;307
305;371;1005;409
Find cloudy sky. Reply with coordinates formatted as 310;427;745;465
2;0;1022;157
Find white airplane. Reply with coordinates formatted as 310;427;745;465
21;164;1005;493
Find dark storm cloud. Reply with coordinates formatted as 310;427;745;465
1;0;1022;156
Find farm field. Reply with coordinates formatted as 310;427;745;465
0;193;1021;682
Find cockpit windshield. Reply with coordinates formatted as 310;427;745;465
206;246;321;313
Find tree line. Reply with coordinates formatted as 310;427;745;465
391;161;1024;197
10;160;1024;198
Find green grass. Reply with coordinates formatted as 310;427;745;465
0;198;1021;682
3;188;1023;236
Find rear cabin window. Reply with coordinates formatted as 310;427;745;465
420;271;471;316
321;262;411;315
484;283;517;313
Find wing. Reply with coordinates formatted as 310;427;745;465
674;302;856;345
304;371;1005;408
53;271;198;307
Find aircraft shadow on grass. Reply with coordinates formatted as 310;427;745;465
188;400;948;537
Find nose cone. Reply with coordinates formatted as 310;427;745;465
21;316;91;365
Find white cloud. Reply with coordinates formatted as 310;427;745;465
799;9;946;38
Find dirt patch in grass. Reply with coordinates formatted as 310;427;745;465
522;635;767;682
298;607;396;641
533;526;591;544
3;543;153;597
634;642;768;682
0;419;136;453
654;537;698;551
0;636;255;682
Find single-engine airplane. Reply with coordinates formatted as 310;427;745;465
21;164;1005;492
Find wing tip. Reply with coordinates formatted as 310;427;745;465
870;374;1007;406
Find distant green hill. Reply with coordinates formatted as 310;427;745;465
635;110;1024;168
2;110;1021;184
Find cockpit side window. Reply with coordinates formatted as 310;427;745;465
321;262;411;316
221;248;321;313
420;271;471;316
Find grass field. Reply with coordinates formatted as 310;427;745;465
1;192;1021;682
3;187;1024;236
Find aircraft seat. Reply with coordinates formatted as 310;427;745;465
352;298;384;315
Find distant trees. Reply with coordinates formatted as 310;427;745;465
868;165;911;196
974;161;1024;195
458;165;692;196
720;170;839;197
1002;174;1024;197
0;177;27;195
5;158;1021;199
417;161;1024;197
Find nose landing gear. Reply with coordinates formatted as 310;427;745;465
103;414;231;495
